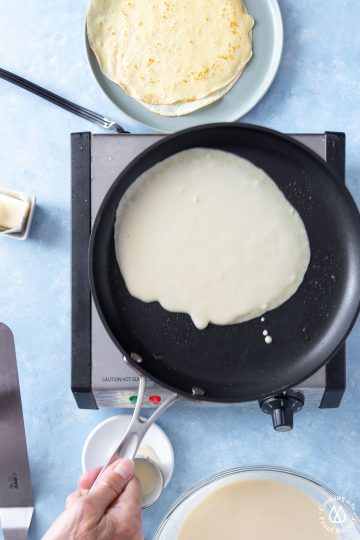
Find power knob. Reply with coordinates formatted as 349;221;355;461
259;392;304;432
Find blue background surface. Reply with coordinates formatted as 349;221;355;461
0;1;359;538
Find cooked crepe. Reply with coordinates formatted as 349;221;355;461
87;0;254;106
114;149;311;330
138;65;246;117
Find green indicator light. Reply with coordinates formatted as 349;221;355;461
129;395;138;404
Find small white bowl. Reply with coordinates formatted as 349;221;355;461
0;187;36;240
82;415;174;505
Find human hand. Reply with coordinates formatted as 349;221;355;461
43;458;143;540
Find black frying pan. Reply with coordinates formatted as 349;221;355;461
90;124;360;404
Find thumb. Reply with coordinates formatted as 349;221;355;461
87;459;135;516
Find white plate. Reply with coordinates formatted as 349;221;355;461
82;415;174;488
85;0;283;132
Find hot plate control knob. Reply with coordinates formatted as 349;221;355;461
259;392;304;432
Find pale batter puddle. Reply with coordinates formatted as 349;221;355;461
115;149;310;329
177;479;338;539
134;458;159;497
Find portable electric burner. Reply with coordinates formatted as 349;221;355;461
71;131;346;431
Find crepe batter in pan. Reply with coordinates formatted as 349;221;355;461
114;148;311;329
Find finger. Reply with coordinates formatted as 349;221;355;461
109;477;143;539
87;459;135;515
78;466;102;490
65;488;88;510
110;474;142;512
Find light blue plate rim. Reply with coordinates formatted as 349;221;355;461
85;0;283;133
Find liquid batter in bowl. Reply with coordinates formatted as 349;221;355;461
177;479;338;539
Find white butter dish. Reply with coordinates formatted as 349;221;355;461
0;188;36;240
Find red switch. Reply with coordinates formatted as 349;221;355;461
149;395;161;404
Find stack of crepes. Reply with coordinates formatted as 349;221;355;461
87;0;254;116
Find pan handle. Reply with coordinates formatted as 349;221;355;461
90;376;180;492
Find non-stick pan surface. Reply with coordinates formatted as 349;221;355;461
90;124;360;402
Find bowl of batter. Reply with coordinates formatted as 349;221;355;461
154;465;360;540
